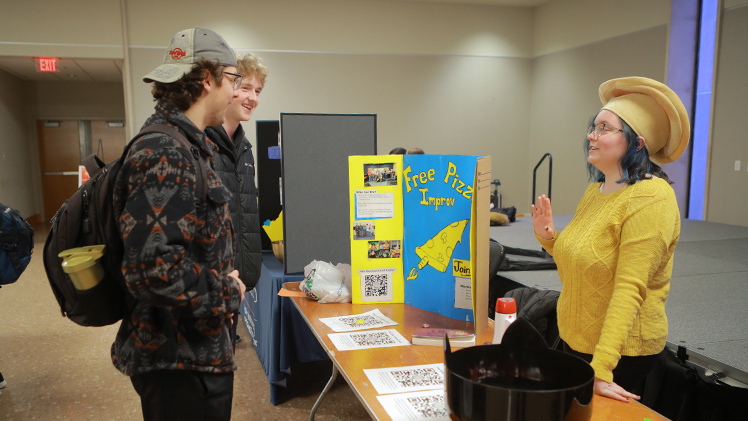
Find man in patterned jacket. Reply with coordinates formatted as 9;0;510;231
112;27;246;421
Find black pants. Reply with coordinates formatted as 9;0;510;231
562;341;659;396
131;369;234;421
231;312;240;351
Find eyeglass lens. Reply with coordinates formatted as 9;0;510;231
587;123;610;137
224;72;242;89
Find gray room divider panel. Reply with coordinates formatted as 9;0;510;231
280;113;377;274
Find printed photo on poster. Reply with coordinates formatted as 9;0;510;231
353;221;376;240
367;240;400;259
364;162;398;187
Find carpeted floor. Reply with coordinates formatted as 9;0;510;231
0;225;370;420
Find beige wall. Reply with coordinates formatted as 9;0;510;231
725;0;748;8
0;69;36;217
533;0;671;56
707;4;748;226
124;0;534;57
0;0;123;58
29;81;126;120
528;26;669;214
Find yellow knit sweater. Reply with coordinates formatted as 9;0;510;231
536;178;680;382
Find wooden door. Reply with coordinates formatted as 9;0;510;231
90;121;126;164
38;120;80;221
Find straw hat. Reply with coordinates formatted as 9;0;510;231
599;77;690;163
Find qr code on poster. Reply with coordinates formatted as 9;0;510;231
350;331;397;347
391;368;443;388
406;394;448;418
363;273;389;297
339;314;382;329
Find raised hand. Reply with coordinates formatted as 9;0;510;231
531;194;555;240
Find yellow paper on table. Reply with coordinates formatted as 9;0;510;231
263;211;284;242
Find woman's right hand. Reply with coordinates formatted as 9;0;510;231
531;194;555;240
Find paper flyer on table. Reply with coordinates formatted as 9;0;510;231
319;309;397;332
364;363;445;395
327;329;410;351
376;389;450;421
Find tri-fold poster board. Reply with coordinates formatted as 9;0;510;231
349;154;491;338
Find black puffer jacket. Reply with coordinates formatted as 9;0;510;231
205;123;262;289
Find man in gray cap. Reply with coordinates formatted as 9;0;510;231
111;27;246;421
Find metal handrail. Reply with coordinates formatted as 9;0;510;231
532;153;552;206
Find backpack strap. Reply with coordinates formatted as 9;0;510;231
81;155;107;178
128;124;209;200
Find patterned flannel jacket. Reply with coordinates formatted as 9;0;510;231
111;100;240;376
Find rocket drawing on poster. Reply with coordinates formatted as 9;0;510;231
406;219;468;281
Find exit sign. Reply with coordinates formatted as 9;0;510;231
35;57;59;73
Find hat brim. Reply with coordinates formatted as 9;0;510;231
599;77;690;164
143;63;195;84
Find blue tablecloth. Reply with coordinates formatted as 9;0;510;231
239;252;328;404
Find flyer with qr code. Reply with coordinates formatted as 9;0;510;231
376;390;450;421
319;309;398;332
364;363;445;395
328;329;411;351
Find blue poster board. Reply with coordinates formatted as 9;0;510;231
402;155;478;321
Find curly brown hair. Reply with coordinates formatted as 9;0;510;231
151;59;224;111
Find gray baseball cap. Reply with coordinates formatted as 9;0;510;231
143;27;237;83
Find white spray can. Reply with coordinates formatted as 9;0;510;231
493;297;517;344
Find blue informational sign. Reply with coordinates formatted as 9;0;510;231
402;155;477;322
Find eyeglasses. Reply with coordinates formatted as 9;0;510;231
587;123;624;138
223;71;243;90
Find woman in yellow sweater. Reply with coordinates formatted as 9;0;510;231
531;77;690;402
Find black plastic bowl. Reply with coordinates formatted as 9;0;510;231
444;318;594;421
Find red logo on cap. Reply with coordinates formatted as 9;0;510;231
169;48;186;60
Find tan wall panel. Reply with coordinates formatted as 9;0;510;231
534;0;671;57
724;0;748;8
0;69;35;216
707;6;748;226
125;0;534;58
0;0;123;58
29;81;126;120
528;26;669;216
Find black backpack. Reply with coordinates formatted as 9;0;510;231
0;202;35;285
43;124;207;326
490;239;557;272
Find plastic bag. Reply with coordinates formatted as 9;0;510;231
301;260;352;303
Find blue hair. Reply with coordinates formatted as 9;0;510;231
584;112;671;185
